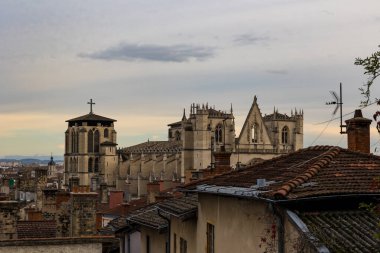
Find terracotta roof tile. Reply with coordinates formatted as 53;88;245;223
183;146;380;200
300;210;380;252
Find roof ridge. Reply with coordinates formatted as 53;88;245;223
273;146;341;199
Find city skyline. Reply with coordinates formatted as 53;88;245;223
1;0;380;156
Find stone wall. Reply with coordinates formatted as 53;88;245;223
0;201;19;240
70;192;98;236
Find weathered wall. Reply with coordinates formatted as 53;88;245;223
171;216;197;253
140;227;166;253
196;194;278;253
0;201;19;240
0;243;102;253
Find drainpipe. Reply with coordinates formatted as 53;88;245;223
157;209;171;253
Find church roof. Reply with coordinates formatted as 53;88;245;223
121;141;182;154
66;113;116;123
183;145;380;200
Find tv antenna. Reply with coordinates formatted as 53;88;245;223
326;83;346;134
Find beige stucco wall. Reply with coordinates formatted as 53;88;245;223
0;243;102;253
196;193;278;253
140;227;166;253
171;216;197;253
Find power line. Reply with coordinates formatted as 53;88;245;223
310;115;334;146
314;100;378;125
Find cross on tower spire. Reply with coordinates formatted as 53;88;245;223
87;99;95;114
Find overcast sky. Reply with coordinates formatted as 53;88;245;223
1;0;380;157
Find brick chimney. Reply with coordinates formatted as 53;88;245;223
345;109;372;153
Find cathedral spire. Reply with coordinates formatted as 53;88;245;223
230;103;233;114
182;108;187;121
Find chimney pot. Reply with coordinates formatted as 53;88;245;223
345;109;372;153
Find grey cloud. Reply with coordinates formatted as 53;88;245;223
78;43;215;62
234;34;270;45
266;69;288;75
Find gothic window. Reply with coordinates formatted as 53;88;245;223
94;130;100;153
175;131;181;141
76;131;79;152
104;128;109;138
215;124;223;143
94;157;99;173
282;126;289;144
65;133;69;153
88;157;93;173
88;130;94;153
71;131;75;153
252;123;258;143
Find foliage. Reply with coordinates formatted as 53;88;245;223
355;45;380;107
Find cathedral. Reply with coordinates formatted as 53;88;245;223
64;97;303;199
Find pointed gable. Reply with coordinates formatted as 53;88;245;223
237;96;272;146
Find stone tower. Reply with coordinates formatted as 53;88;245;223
47;154;56;177
181;103;235;173
64;99;118;190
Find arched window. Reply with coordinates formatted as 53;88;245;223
88;130;94;153
75;131;79;152
71;131;75;153
215;124;223;143
252;124;258;143
104;128;109;138
175;131;181;141
70;158;74;172
94;158;99;173
88;157;93;173
282;126;289;144
94;130;100;153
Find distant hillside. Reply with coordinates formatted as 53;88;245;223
0;156;64;165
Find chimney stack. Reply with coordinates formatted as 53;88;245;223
345;109;372;153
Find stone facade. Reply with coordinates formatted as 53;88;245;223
70;192;98;237
0;201;19;240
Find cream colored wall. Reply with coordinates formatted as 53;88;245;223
171;217;197;253
196;194;278;253
140;227;166;253
0;243;102;253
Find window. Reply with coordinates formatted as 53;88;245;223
94;157;99;173
281;126;289;144
207;223;215;253
88;157;93;173
180;237;187;253
174;233;177;253
215;124;223;143
175;131;181;141
104;128;109;138
146;235;150;253
94;130;100;152
88;130;94;152
252;123;258;143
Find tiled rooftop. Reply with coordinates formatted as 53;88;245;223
121;141;182;154
184;146;380;200
157;194;198;217
300;210;380;252
127;205;168;231
17;221;56;239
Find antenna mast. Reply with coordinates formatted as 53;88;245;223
326;83;346;134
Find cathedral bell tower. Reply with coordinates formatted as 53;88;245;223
64;99;118;191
